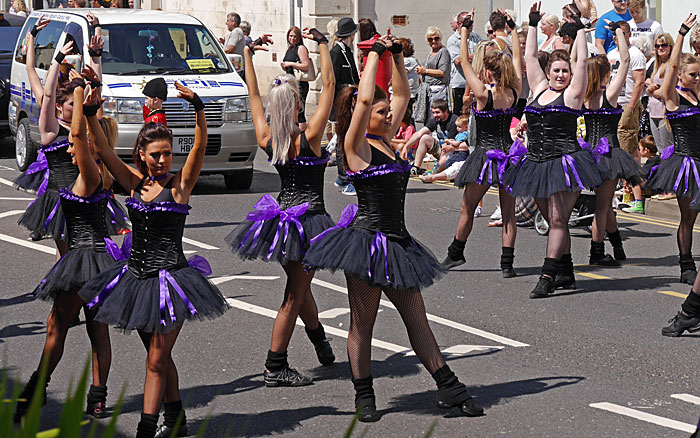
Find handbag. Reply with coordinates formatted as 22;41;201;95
295;58;317;82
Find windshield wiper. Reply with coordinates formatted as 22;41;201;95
118;68;191;76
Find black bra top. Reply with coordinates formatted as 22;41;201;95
266;132;328;213
524;89;581;162
583;93;623;149
473;89;518;151
127;176;189;278
60;180;110;252
666;92;700;157
348;144;411;239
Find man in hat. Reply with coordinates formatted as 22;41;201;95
143;78;167;126
330;17;360;195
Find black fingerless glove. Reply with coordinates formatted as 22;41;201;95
370;41;387;57
506;17;517;30
83;103;100;117
88;48;103;57
186;93;205;112
570;14;585;32
247;37;263;54
308;28;329;44
529;11;542;27
608;21;621;33
680;23;691;36
70;78;86;90
55;52;66;64
388;42;403;54
30;25;40;38
461;17;473;30
88;78;102;89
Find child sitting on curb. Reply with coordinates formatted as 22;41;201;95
623;135;659;214
419;115;470;183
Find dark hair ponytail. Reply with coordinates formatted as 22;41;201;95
334;85;387;168
131;122;173;174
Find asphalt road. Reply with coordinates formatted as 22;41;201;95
0;137;699;437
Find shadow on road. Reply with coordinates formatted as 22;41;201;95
0;322;45;344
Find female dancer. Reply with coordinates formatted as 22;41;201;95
14;83;114;422
78;83;228;438
644;14;700;336
440;9;523;277
305;35;483;422
582;23;642;266
503;4;602;298
226;29;336;387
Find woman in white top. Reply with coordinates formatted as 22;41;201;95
539;14;565;53
9;0;27;17
646;33;675;151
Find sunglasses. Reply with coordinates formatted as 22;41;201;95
487;30;494;35
614;0;627;3
654;43;669;49
427;37;441;42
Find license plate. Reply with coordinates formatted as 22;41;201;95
174;136;195;154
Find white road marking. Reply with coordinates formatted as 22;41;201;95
182;237;218;250
405;344;503;357
211;275;280;285
0;176;16;187
183;250;197;255
590;402;697;433
317;308;350;319
0;197;33;201
0;165;16;171
0;210;25;219
671;394;700;406
311;278;529;347
0;233;56;255
225;297;409;353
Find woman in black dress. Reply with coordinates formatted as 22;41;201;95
226;29;336;387
281;26;312;130
305;35;483;422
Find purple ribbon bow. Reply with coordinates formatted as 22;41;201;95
578;137;610;164
104;233;132;261
310;204;358;245
649;145;676;178
673;156;700;194
561;154;585;190
478;140;527;185
106;198;129;225
369;231;391;283
25;150;49;196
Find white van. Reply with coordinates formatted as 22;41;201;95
10;9;257;189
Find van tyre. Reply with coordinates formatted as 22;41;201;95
15;118;37;172
224;169;253;190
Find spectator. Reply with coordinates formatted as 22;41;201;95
484;23;495;40
690;24;700;58
627;0;662;46
330;17;359;195
645;33;674;151
449;14;460;33
281;26;311;131
222;13;246;79
358;18;377;42
539;14;563;53
110;0;119;7
9;0;27;16
240;21;252;46
608;21;646;162
402;99;458;175
323;18;339;143
419;114;470;183
390;109;416;153
399;37;420;110
623;135;659;213
490;11;512;55
89;0;100;7
128;0;135;7
595;0;632;54
447;11;470;116
416;26;450;108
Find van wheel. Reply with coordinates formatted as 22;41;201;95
15;118;37;171
224;169;253;190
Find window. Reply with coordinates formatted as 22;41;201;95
15;18;68;69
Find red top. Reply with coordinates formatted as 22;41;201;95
143;106;167;127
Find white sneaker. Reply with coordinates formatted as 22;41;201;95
474;206;482;217
490;206;502;221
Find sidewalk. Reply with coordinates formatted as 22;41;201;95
639;197;683;222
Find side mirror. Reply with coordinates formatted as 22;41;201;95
226;53;242;71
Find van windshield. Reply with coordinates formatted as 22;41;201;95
100;23;232;75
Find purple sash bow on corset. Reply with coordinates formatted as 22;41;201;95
240;194;310;259
649;145;675;178
674;156;700;193
369;231;391;283
578;137;610;164
25;150;49;196
478;139;528;185
310;203;358;245
561;154;585;190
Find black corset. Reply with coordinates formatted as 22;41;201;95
60;190;110;251
525;108;581;162
583;110;622;148
474;108;516;151
275;160;327;213
351;170;409;239
45;144;78;190
127;202;189;278
667;107;700;158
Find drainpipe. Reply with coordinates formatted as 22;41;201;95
354;0;359;45
290;0;295;27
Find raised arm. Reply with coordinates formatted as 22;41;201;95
607;26;630;105
502;9;523;96
173;82;206;202
26;17;50;109
662;14;696;110
460;12;489;103
526;2;548;94
387;36;410;139
564;11;588;108
302;28;334;152
39;40;74;145
86;13;103;80
70;85;101;197
244;35;273;149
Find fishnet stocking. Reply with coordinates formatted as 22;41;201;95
345;275;445;379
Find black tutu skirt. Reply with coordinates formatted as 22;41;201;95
33;248;117;301
454;147;503;188
18;189;65;240
14;170;45;193
304;224;444;291
502;150;604;198
78;259;229;333
225;202;334;264
105;197;130;235
644;154;700;200
598;147;643;186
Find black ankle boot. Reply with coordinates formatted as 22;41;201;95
441;237;466;270
607;230;626;261
136;412;159;438
589;241;621;266
432;365;484;417
352;376;381;422
555;254;576;289
13;371;49;423
305;324;335;366
500;247;517;278
531;258;558;299
679;254;697;285
86;384;108;418
154;401;188;438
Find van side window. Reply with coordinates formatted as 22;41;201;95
15;19;68;69
14;17;37;65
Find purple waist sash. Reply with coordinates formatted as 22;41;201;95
578;137;611;164
561;154;585;190
477;139;527;185
25;150;49;196
240;194;309;259
649;144;676;178
310;203;358;245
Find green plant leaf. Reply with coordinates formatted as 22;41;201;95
100;383;126;438
56;359;91;437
